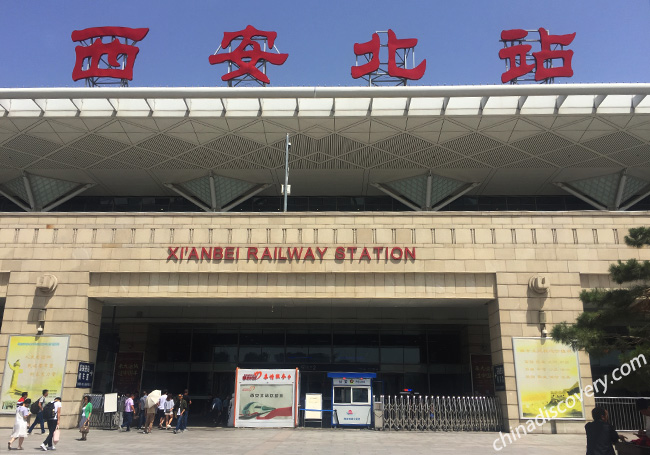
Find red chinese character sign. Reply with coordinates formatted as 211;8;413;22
499;28;575;84
71;27;149;87
351;29;426;86
209;25;288;87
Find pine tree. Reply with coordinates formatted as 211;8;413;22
551;227;650;391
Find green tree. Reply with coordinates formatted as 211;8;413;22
551;227;650;391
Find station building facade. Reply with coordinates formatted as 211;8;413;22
0;85;649;432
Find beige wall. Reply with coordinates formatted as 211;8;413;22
0;211;648;430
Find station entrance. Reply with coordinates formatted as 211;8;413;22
93;301;491;413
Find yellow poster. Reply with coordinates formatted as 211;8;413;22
512;338;584;420
1;336;69;412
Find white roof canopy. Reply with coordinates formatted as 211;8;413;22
0;84;649;207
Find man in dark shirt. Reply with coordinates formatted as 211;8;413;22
586;406;627;455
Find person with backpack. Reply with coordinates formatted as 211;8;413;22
40;396;61;451
28;390;48;435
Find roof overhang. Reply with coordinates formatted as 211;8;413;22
1;84;649;205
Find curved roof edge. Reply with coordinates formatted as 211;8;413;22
3;83;650;99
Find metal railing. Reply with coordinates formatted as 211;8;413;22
595;397;650;432
377;395;503;432
87;394;126;430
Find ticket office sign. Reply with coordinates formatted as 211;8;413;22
234;368;300;428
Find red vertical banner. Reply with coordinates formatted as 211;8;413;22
113;352;144;394
470;354;495;396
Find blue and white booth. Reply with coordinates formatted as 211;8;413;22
327;372;376;427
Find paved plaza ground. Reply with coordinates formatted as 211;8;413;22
4;426;620;454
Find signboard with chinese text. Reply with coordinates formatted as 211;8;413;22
493;364;506;392
332;377;372;386
0;336;69;413
76;362;94;389
234;368;299;428
113;352;144;393
512;338;584;419
470;354;495;396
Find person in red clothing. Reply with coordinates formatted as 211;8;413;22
17;392;28;405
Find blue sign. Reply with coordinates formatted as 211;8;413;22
76;362;94;389
493;364;505;392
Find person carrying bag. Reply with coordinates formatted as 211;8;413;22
78;396;92;441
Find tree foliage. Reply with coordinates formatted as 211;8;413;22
551;226;650;391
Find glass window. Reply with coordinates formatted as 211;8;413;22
308;346;331;363
286;347;309;362
352;387;369;403
355;347;379;363
239;346;262;363
213;346;237;363
334;387;351;404
333;347;355;363
261;346;285;363
404;347;420;364
381;347;403;364
159;332;191;361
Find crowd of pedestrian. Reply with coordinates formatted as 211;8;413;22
6;389;67;451
5;388;231;451
123;389;196;434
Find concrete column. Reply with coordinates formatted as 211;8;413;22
489;271;594;434
0;271;100;428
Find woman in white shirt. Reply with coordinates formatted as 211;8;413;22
8;399;31;450
163;395;175;429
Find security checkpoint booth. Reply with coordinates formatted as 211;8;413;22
327;372;376;427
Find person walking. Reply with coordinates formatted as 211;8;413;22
138;391;148;430
78;395;92;441
586;406;628;455
144;398;157;434
157;390;167;429
17;392;28;405
163;395;174;430
8;399;30;450
121;393;134;432
28;390;48;435
40;396;61;451
173;393;187;434
181;389;191;432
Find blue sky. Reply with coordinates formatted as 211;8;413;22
1;0;649;87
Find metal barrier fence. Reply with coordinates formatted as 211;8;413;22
378;395;503;432
595;397;650;432
87;394;126;430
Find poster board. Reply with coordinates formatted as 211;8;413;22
104;393;118;413
512;337;584;420
0;335;69;413
305;393;322;420
113;352;144;393
470;354;495;396
234;368;299;428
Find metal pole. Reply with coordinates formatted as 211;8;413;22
283;133;289;212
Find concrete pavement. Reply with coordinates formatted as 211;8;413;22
3;426;608;454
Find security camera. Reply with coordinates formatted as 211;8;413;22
287;141;292;148
541;328;548;337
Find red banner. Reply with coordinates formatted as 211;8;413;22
113;352;144;394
